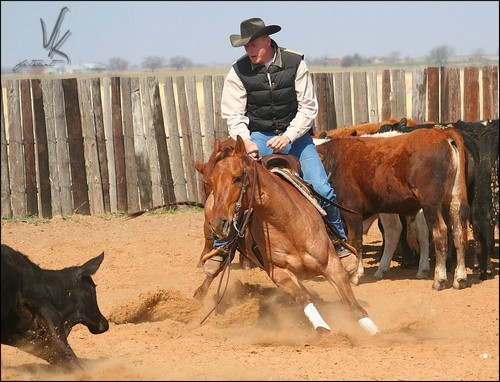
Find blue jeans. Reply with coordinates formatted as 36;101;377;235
214;131;348;249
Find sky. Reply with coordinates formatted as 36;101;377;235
1;1;499;70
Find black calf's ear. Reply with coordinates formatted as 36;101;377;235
79;252;105;276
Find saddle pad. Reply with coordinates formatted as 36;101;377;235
270;167;327;216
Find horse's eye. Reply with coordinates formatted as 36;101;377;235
233;176;243;184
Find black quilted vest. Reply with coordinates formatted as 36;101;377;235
232;40;303;133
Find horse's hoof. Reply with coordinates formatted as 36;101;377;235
315;327;331;336
193;288;205;301
350;275;360;286
358;317;380;336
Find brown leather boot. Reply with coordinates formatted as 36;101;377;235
337;245;358;274
202;248;229;277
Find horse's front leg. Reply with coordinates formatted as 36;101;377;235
270;267;330;335
193;275;216;301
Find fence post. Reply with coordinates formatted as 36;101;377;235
440;66;461;123
463;67;480;121
411;68;427;123
186;75;204;203
20;79;38;216
176;76;199;203
5;80;27;217
32;79;52;218
1;95;12;218
368;70;379;123
42;78;62;216
91;77;111;213
482;65;499;120
120;77;140;213
353;71;369;125
202;75;215;163
110;76;127;212
391;69;407;119
79;78;104;215
163;76;188;202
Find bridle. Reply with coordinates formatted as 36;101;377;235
232;152;258;237
200;152;259;324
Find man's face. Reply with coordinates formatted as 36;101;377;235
244;35;271;65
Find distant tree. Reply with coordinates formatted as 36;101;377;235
308;55;330;66
428;45;454;66
386;51;401;64
107;57;129;71
471;48;484;58
142;55;166;71
341;53;370;67
169;56;193;70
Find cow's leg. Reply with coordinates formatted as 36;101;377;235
31;307;83;369
425;210;449;290
344;217;364;286
473;219;495;280
374;214;401;279
448;199;468;289
412;210;430;279
399;216;420;269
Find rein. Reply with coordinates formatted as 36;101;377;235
232;154;257;237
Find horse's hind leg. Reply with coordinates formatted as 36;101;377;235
271;268;331;334
322;256;379;335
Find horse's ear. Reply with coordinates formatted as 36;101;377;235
235;136;245;156
214;139;221;153
195;160;204;174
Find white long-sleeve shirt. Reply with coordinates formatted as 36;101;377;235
221;59;318;144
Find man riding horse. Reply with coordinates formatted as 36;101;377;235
203;17;357;278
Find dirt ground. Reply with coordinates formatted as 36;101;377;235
1;210;498;381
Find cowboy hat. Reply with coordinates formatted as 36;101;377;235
230;18;281;47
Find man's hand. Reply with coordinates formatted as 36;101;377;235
267;135;291;152
244;138;259;159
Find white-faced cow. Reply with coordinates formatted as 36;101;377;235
1;244;109;369
316;127;470;290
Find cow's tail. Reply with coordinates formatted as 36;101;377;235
448;130;470;235
125;201;205;220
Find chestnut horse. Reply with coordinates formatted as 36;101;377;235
202;135;379;335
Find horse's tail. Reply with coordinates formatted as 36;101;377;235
125;201;205;220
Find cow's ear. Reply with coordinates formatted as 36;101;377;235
79;252;104;277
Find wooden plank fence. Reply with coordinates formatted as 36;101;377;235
1;65;498;219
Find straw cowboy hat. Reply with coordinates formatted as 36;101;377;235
230;18;281;47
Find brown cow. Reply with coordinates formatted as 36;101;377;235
316;127;470;290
